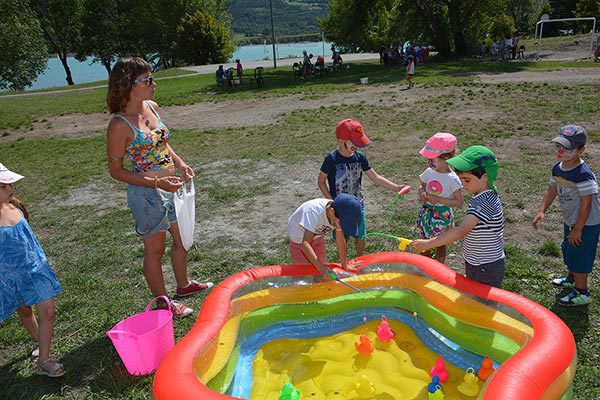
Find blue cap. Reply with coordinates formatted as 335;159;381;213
332;194;362;237
552;125;587;150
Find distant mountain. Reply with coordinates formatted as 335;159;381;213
229;0;329;40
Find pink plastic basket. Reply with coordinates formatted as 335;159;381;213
107;296;174;375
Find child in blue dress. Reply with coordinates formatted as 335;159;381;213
0;164;64;377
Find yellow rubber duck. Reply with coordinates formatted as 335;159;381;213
354;375;376;399
457;367;480;397
427;387;445;399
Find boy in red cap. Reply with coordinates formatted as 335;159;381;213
318;119;408;257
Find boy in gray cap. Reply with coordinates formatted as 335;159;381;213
533;125;600;306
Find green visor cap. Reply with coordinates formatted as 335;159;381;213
447;145;498;192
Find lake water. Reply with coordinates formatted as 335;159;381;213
14;41;333;92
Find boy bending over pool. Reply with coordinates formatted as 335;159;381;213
411;146;506;288
288;193;362;280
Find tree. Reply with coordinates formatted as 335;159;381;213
0;0;48;91
175;10;234;65
76;0;122;75
31;0;83;86
321;0;396;52
503;0;550;35
322;0;495;57
574;0;600;32
488;13;516;39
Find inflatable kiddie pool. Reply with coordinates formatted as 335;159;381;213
153;252;576;399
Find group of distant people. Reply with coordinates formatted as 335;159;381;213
380;44;429;67
480;33;524;61
299;47;344;79
216;59;244;88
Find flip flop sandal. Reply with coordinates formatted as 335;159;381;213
37;358;65;378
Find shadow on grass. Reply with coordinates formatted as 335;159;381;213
1;336;151;399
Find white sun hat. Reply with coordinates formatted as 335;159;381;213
0;163;25;184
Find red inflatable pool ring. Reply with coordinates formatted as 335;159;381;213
153;252;576;400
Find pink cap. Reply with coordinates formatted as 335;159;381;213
0;163;24;184
335;119;371;147
419;132;457;159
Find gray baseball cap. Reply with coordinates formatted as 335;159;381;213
551;125;587;150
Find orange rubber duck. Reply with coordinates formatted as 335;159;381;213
429;355;449;382
477;356;495;381
377;316;395;341
355;334;374;355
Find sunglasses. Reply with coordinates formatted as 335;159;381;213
133;76;155;86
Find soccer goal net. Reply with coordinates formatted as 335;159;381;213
534;17;597;60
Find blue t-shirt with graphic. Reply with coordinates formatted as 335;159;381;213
320;149;371;201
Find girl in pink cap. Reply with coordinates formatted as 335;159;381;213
416;133;464;264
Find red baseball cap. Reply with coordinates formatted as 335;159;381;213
335;119;371;147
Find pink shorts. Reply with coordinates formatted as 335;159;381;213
290;236;327;265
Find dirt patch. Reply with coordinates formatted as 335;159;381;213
4;68;597;144
31;71;599;271
477;68;600;84
2;84;428;143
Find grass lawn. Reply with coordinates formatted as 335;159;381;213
0;57;599;399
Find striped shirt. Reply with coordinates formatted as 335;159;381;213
462;190;505;265
550;161;600;226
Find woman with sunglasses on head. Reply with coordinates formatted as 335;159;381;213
106;57;212;318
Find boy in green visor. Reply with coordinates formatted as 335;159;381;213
411;146;505;287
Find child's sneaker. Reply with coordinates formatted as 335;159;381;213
551;276;575;288
558;289;592;306
153;297;194;318
176;280;214;297
170;299;194;318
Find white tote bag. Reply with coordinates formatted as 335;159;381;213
174;179;195;251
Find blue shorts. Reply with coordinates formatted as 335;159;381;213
562;223;600;274
465;258;505;288
333;207;366;239
127;185;176;239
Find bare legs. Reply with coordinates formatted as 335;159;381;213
573;272;588;291
355;238;365;257
17;305;39;342
17;299;63;374
141;222;190;297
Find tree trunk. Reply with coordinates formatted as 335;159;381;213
102;59;112;76
447;0;468;56
418;0;453;57
57;50;75;85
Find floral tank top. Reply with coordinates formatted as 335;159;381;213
113;101;174;172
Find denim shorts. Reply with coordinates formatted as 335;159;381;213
127;184;176;238
562;223;600;274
